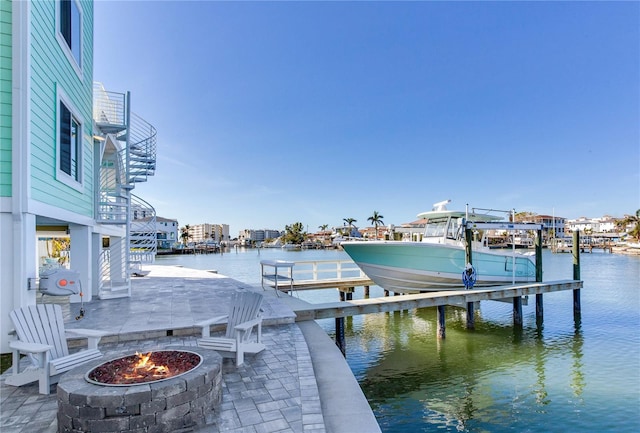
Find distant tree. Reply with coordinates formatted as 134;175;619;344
343;218;357;236
513;212;537;222
367;211;385;240
180;225;192;245
617;210;640;241
282;222;306;245
319;224;329;232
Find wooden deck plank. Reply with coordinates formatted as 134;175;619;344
282;277;375;291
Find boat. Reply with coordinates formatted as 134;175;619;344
341;200;537;292
507;235;535;249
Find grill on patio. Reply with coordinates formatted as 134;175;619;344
56;347;222;433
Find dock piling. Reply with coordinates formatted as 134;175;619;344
437;305;446;339
335;317;346;356
465;227;475;330
536;229;544;326
572;231;582;319
513;297;523;327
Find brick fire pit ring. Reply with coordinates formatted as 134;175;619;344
56;347;222;433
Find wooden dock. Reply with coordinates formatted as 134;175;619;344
262;230;587;354
291;280;582;321
260;234;585;351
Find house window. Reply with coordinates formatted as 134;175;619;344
58;0;82;69
57;96;83;189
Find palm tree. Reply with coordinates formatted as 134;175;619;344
318;224;329;232
617;209;640;241
283;222;306;245
367;211;385;240
180;225;192;246
343;218;357;236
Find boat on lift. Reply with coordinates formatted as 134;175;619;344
341;200;537;292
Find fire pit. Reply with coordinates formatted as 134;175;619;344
56;347;222;433
85;350;202;386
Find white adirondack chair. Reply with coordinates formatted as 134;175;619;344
197;291;265;366
7;304;107;394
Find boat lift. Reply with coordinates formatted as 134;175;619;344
462;218;544;330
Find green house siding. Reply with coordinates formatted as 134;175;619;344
29;0;94;217
0;0;11;197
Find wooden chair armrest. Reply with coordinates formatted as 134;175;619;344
9;340;53;354
195;315;228;328
196;315;228;338
66;328;109;338
66;328;108;350
234;318;262;332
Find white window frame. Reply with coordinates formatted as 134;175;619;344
56;88;84;191
56;0;83;78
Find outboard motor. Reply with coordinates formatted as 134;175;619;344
39;269;81;296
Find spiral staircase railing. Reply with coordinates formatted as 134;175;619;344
130;193;157;264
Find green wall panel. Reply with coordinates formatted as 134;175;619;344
29;0;94;216
0;0;11;197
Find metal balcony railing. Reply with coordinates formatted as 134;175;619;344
93;82;126;134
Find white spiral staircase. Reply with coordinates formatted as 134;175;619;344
93;82;158;298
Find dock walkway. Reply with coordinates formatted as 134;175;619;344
291;280;582;320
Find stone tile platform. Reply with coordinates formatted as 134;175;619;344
1;265;380;433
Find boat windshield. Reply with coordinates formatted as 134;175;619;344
424;217;449;238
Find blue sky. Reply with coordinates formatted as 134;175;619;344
94;1;639;235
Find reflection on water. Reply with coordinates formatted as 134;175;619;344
156;248;639;432
331;252;638;433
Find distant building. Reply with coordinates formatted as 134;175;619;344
567;216;619;234
133;217;178;250
238;229;282;246
187;223;230;245
531;215;566;240
395;219;427;241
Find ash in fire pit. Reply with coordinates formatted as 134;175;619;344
86;350;202;386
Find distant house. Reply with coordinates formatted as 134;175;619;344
133;217;178;250
395;219;427;241
566;216;619;234
0;1;157;352
530;215;566;240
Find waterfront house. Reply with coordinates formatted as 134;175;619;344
133;216;179;251
0;1;157;352
567;216;619;234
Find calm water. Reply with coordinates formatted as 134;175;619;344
155;248;640;432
